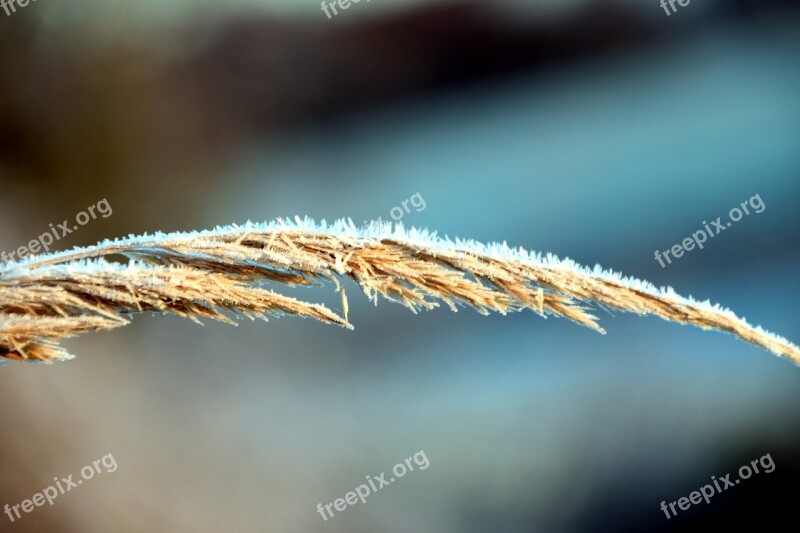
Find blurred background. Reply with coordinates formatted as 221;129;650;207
1;0;799;531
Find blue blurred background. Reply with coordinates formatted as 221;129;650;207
1;1;798;531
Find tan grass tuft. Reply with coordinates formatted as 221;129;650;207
0;218;797;364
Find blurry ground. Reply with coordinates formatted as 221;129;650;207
1;1;799;532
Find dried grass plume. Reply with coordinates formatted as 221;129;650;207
1;218;798;365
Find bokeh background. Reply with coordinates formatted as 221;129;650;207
1;0;798;531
